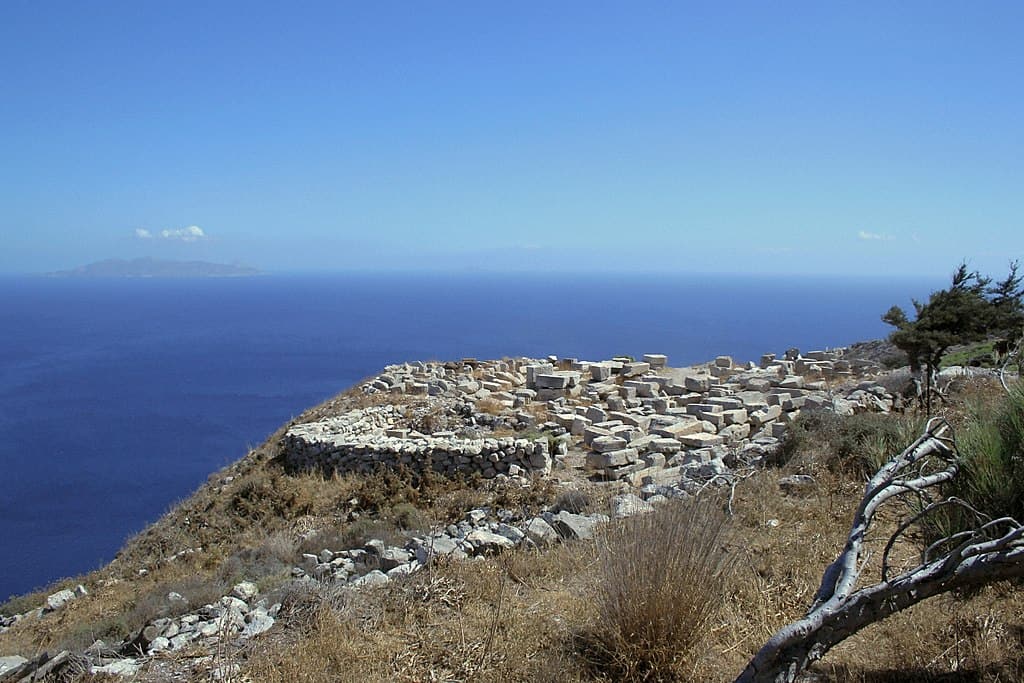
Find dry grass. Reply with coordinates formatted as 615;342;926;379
578;497;736;681
4;378;1022;682
242;543;595;682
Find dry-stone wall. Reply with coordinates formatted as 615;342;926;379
280;347;896;486
281;359;552;479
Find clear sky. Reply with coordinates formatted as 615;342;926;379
2;1;1022;276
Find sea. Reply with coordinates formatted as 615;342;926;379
0;272;936;600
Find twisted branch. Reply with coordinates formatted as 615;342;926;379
735;418;1024;683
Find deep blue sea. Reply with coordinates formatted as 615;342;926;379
0;272;935;599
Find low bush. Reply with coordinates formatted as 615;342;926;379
579;497;735;681
924;386;1024;545
777;411;919;476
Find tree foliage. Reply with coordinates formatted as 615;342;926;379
882;262;1024;410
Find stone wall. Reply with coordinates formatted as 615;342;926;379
280;405;552;479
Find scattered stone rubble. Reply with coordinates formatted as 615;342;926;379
290;502;613;588
1;346;905;680
0;501;618;681
282;348;898;490
0;581;280;681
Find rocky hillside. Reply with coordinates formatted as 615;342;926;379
1;345;1019;682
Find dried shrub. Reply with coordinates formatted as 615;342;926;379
550;489;592;515
580;497;734;681
475;398;506;415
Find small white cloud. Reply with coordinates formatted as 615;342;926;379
159;225;206;242
135;228;153;239
858;230;895;242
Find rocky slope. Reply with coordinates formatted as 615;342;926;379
0;343;935;681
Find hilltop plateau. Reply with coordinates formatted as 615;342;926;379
1;344;1021;682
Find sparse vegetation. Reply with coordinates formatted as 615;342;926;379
923;385;1024;546
579;497;735;681
776;411;920;476
2;368;1022;683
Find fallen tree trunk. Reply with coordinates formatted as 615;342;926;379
735;418;1024;683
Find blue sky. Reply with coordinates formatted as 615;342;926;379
1;2;1022;276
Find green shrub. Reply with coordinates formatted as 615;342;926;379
924;387;1024;545
777;411;919;476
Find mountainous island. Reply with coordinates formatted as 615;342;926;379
48;258;262;278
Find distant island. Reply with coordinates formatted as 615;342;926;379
48;257;262;278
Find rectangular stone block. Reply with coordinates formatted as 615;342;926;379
721;408;748;425
586;447;638;469
735;391;769;410
705;396;744;410
783;396;807;410
622;361;651;377
679;432;725;448
583;426;613;446
535;373;570;389
652;419;703;438
642;353;668;368
700;411;725;427
686;402;723;415
684;375;711;392
650;437;683;453
592;435;628;452
750;404;782;426
525;364;554;387
623;380;658;397
590;364;612;381
779;376;805;390
570;416;592;435
609;411;652;431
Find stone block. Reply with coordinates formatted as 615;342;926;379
642;353;668;368
750;404;782;426
686;402;722;415
590;364;612;381
721;408;749;425
679;432;725;448
624;380;658;397
622;361;651;377
550;511;608;541
735;391;769;409
684;375;711;392
535;374;570;390
586;447;638;468
783;396;807;410
525;364;554;387
591;435;628;452
570;416;592;435
609;411;652;431
779;376;805;390
720;422;751;442
652;419;702;438
650;437;683;453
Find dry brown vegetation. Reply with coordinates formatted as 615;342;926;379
2;377;1021;682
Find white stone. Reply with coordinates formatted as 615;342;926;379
46;589;76;611
231;581;259;602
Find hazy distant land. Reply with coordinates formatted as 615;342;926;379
48;257;262;278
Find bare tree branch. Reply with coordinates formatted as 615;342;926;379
735;418;1024;683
